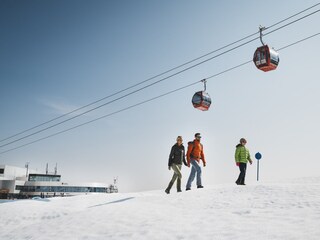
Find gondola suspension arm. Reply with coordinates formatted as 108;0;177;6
201;79;207;91
259;25;266;45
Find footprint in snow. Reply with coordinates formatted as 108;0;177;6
233;210;251;215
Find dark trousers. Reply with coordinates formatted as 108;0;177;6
236;163;247;184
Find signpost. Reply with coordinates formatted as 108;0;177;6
255;152;262;181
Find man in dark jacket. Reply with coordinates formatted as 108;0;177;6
165;136;188;194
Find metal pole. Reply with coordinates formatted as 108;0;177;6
255;152;262;182
257;160;260;181
25;162;29;177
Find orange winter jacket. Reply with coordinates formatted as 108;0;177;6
186;140;206;165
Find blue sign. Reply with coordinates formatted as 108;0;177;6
255;152;262;160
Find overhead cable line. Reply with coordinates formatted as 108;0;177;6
276;32;320;51
0;36;261;149
1;9;319;149
1;32;319;155
266;2;320;30
263;9;320;38
1;3;319;144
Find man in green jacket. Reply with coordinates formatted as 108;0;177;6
235;138;252;185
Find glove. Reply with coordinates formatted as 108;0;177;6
249;160;253;165
168;166;171;170
183;160;188;166
236;162;240;167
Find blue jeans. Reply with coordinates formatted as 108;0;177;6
186;159;202;189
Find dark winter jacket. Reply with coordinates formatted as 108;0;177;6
168;144;187;166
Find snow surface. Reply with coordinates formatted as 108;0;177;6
1;177;320;240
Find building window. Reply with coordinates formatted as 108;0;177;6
0;168;4;174
16;185;107;193
28;174;61;182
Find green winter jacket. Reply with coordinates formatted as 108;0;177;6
235;144;251;163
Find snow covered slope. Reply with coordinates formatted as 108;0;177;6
1;178;320;240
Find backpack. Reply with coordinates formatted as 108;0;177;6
188;141;194;158
188;141;202;159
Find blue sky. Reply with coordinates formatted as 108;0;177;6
0;0;319;192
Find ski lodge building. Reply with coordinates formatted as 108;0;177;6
0;164;118;199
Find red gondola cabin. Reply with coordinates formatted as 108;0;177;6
192;91;211;111
253;45;279;72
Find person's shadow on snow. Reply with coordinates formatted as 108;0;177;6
88;197;134;208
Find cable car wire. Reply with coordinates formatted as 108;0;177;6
0;36;262;149
263;9;320;38
1;9;319;149
1;3;319;144
276;32;320;51
265;2;320;30
1;32;319;155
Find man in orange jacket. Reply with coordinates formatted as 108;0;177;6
186;133;206;191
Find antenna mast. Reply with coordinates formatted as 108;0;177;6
25;162;29;177
54;163;57;175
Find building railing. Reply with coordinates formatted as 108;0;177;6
15;185;111;193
